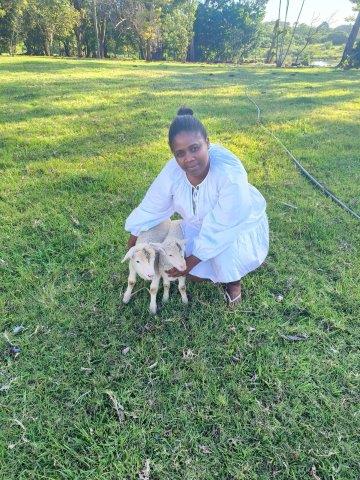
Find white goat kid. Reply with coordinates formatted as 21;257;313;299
121;220;170;314
122;220;188;314
152;220;188;306
122;242;160;314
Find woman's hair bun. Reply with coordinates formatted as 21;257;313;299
177;106;194;116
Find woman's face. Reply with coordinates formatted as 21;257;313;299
171;131;210;178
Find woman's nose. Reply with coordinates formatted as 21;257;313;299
184;152;195;164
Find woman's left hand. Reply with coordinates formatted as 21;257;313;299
165;255;201;278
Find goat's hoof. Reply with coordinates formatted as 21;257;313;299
182;298;189;305
149;306;157;315
123;295;131;304
162;297;169;303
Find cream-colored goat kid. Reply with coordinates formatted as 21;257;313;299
122;221;170;314
152;220;188;306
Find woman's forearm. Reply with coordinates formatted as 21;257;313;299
127;234;138;250
186;255;201;271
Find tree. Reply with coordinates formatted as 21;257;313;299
71;0;88;57
162;0;197;61
194;0;267;63
338;1;360;67
23;0;79;55
265;19;279;63
0;0;26;55
118;0;167;60
276;0;305;67
288;18;329;65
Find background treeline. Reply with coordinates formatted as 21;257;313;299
0;0;358;65
0;0;267;62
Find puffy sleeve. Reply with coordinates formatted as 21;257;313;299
125;162;175;235
192;171;266;261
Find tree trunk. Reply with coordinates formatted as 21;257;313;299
63;40;71;57
265;19;279;63
92;0;101;58
338;11;360;67
9;37;16;56
75;29;84;57
99;18;106;58
280;0;306;67
43;37;51;56
145;40;151;61
139;44;145;60
187;36;195;62
277;0;290;67
274;0;282;66
294;37;310;64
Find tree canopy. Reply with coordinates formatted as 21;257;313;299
0;0;357;65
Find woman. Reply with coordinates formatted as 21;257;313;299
125;107;269;306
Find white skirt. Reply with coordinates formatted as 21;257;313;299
181;214;269;283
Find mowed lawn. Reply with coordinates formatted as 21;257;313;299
0;56;359;479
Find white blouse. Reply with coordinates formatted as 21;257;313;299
125;144;267;262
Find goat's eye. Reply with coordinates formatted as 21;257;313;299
136;260;140;264
169;254;173;257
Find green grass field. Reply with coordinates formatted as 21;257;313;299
1;56;359;479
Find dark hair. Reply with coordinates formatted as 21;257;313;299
168;106;208;148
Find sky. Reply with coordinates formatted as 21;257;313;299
265;0;356;27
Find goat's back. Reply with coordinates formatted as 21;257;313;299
166;220;183;240
137;219;171;244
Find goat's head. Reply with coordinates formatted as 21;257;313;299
151;239;187;272
122;243;157;280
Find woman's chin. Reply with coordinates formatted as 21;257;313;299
186;167;202;177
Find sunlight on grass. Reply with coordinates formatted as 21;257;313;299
0;56;359;480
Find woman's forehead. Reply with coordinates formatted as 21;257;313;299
172;131;205;149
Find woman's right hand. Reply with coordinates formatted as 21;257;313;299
127;234;138;251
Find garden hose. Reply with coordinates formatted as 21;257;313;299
245;93;360;222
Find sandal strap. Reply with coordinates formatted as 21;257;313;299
224;291;242;304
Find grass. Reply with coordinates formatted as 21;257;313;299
0;56;359;479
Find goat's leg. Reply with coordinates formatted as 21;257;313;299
162;274;171;303
149;275;160;314
123;262;136;304
178;276;188;304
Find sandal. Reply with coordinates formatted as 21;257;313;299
223;286;242;308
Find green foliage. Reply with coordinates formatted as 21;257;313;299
0;0;356;63
23;0;79;55
162;0;197;61
194;0;267;62
0;0;26;54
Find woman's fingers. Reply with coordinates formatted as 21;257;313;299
165;267;185;277
165;267;178;276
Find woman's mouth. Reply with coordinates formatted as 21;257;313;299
186;163;199;171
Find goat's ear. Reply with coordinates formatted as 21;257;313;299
177;239;187;247
150;242;166;254
121;246;136;263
